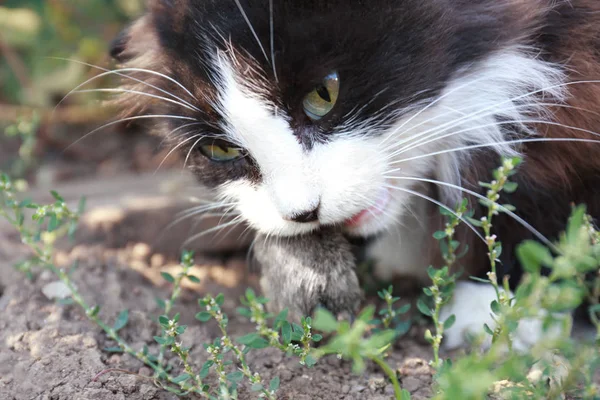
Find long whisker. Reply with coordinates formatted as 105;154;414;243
73;88;199;113
269;0;278;82
183;136;206;169
383;185;485;242
384;176;557;251
155;132;204;173
384;101;599;159
383;79;600;154
378;75;492;146
389;137;600;167
167;203;239;231
158;122;205;148
394;118;600;158
382;100;591;158
65;114;196;152
182;216;244;248
51;59;200;113
233;0;270;64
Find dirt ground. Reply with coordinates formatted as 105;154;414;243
0;126;436;400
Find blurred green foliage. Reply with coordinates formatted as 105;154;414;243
0;0;143;107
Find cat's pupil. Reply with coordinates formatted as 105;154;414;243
316;85;331;102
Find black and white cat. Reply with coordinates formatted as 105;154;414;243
110;0;600;349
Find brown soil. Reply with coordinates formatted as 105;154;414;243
0;127;435;400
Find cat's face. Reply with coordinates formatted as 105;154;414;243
113;0;561;237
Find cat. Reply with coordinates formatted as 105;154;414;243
109;0;600;349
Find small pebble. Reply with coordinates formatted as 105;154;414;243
401;376;421;392
107;354;121;365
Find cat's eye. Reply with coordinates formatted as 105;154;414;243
303;71;340;120
199;142;243;162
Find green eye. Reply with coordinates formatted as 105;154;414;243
199;143;243;162
303;71;340;120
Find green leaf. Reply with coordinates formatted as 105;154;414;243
187;275;201;283
195;312;212;322
402;389;412;400
416;299;432;317
312;308;339;333
172;373;191;384
48;215;58;232
490;300;500;315
274;308;289;327
394;321;411;336
503;181;518;193
443;314;456;330
281;321;292;344
396;304;411;314
57;297;75;305
226;371;244;382
50;190;64;202
103;347;124;353
161;272;175;283
215;293;225;306
199;360;213;378
251;383;264;392
158;315;170;326
269;376;280;392
154;336;167;345
304;355;317;367
312;334;323;342
237;333;270;349
155;297;166;310
433;231;447;240
113;309;129;332
516;241;553;274
77;197;87;215
89;305;101;318
236;307;252;318
483;323;494;336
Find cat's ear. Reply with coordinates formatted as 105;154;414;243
109;15;159;63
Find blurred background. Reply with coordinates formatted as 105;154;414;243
0;0;185;187
0;0;253;256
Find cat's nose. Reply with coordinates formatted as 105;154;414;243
287;206;319;223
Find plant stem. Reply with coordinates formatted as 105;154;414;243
371;355;403;400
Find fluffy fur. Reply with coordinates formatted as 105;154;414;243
110;0;600;344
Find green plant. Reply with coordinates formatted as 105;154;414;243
3;113;39;179
311;306;411;400
415;157;600;399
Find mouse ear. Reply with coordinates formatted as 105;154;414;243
109;15;158;63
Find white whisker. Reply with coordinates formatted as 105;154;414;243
73;88;199;112
384;176;557;251
269;0;278;82
65;114;196;152
183;216;244;247
233;0;270;64
383;185;485;242
383;79;600;156
155;132;204;174
394;118;600;158
51;58;200;111
389;137;600;167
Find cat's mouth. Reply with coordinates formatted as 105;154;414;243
344;187;390;228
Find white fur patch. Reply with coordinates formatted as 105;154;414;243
208;48;563;243
440;282;566;352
